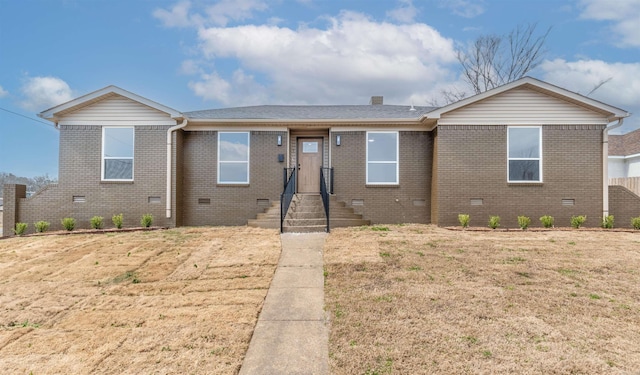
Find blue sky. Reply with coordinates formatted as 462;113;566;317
1;0;638;178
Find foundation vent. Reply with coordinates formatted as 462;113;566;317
470;198;483;206
198;198;211;205
72;196;86;203
148;196;161;204
351;199;364;206
562;199;575;206
413;199;426;206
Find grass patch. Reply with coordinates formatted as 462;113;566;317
370;226;390;231
0;227;281;374
324;224;640;374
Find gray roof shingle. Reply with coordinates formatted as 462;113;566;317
185;104;437;120
609;128;640;156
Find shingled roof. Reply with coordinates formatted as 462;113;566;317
609;128;640;156
185;104;436;120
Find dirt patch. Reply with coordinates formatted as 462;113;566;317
0;226;281;374
325;224;640;374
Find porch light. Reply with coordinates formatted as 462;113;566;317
336;135;341;146
277;135;282;146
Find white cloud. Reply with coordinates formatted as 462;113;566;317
188;69;268;105
189;11;457;106
440;0;485;18
20;76;74;111
154;0;269;28
179;59;203;75
578;0;640;47
387;0;418;23
153;0;199;28
540;58;640;131
204;0;268;27
0;85;8;98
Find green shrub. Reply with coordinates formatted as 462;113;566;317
601;215;614;229
631;216;640;230
14;223;28;236
90;216;104;230
458;214;470;228
518;216;531;230
570;215;587;229
62;217;76;231
141;214;153;228
34;221;50;233
540;215;554;228
112;214;124;229
488;216;500;229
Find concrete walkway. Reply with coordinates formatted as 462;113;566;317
239;233;328;375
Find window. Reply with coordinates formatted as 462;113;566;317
218;132;250;184
508;126;542;182
102;127;134;181
366;131;398;184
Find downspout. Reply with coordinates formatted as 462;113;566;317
602;118;624;218
166;118;188;219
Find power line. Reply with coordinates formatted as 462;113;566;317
0;107;56;128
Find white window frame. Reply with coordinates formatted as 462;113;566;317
217;131;250;184
507;126;542;183
366;131;399;185
101;126;134;181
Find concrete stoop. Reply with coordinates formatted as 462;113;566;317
247;194;370;232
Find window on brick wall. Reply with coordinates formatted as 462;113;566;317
102;127;134;181
366;131;398;184
218;132;250;184
508;126;542;182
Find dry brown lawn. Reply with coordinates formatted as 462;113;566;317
0;227;281;374
325;224;640;374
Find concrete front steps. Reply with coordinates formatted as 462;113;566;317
247;194;370;232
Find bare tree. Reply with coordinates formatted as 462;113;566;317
427;88;467;107
456;23;551;96
586;77;612;97
0;172;57;196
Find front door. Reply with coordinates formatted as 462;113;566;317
297;138;323;193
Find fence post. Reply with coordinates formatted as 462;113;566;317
2;184;27;237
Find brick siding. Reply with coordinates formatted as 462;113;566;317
181;130;287;226
331;131;432;224
436;125;606;228
5;125;173;234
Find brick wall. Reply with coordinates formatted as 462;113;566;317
181;130;287;226
436;125;605;228
7;125;173;235
609;185;640;228
331;131;432;224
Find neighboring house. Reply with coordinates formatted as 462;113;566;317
609;128;640;178
3;76;638;235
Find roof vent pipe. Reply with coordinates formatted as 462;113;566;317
370;96;383;105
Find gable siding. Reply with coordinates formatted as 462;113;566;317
438;87;608;125
60;96;174;123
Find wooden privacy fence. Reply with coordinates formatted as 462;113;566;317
610;177;640;196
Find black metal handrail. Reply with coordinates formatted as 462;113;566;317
320;167;333;233
281;168;296;233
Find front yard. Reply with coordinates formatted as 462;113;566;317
325;225;640;374
2;225;639;374
0;227;281;374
